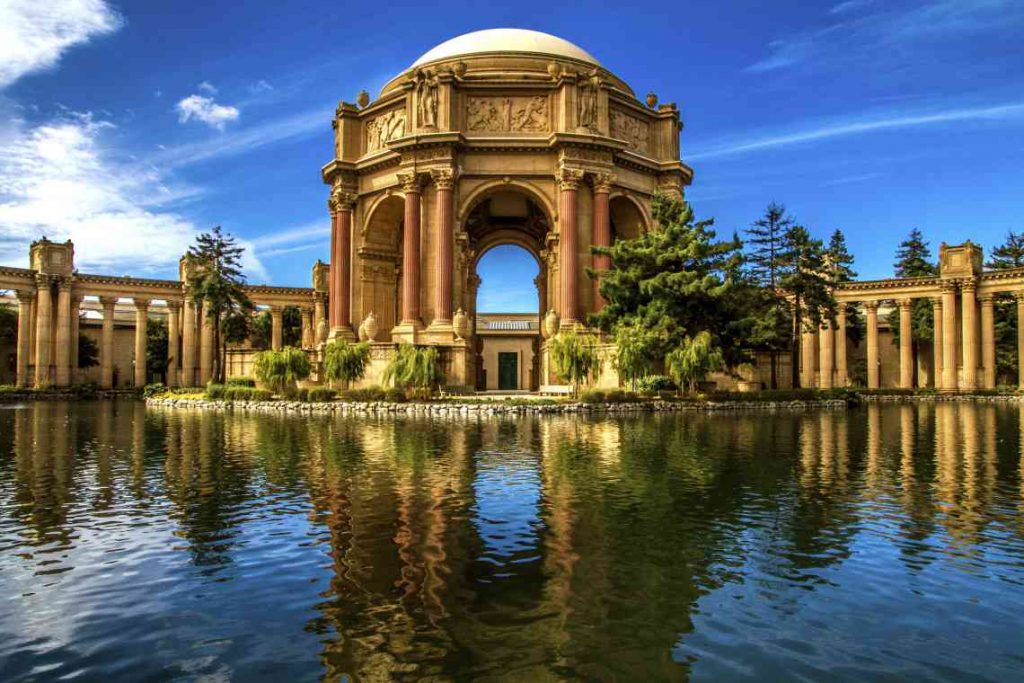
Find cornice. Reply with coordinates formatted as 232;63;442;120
76;273;181;290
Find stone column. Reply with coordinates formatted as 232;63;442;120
99;297;116;389
134;298;150;387
399;173;423;326
431;168;456;325
54;281;73;387
199;299;213;385
800;325;817;388
932;297;943;389
270;305;284;350
591;173;614;312
818;323;835;389
327;198;337;330
15;290;34;387
1017;292;1024;391
70;293;82;381
167;300;181;387
898;298;913;389
865;301;880;389
301;307;313;348
330;189;356;335
34;275;52;387
558;167;585;326
961;279;978;391
941;282;958;391
979;294;995;389
312;293;326;345
835;308;848;386
182;296;196;387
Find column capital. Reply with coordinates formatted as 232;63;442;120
897;298;913;309
556;166;585;191
931;296;943;307
330;189;358;213
398;172;424;194
56;277;74;292
978;293;995;305
34;273;53;288
1015;290;1024;303
269;304;285;314
591;172;616;194
430;167;457;190
960;277;977;292
862;300;879;312
99;296;118;309
16;289;35;303
166;299;182;312
941;280;959;293
133;297;151;310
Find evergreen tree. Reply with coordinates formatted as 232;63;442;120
744;203;795;388
146;318;168;383
186;226;254;384
893;228;937;278
780;226;836;388
77;334;100;369
887;229;937;384
987;230;1024;269
825;229;863;345
986;231;1024;382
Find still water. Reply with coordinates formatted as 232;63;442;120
1;401;1024;681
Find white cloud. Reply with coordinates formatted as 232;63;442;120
0;0;121;89
175;94;240;131
197;80;217;94
0;110;267;280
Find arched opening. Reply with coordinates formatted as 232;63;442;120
463;190;550;391
356;195;404;334
610;195;647;243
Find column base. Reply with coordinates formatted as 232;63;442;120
390;321;423;344
423;320;455;344
328;325;357;343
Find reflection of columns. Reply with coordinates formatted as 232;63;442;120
979;294;995;389
1018;292;1024;391
134;298;150;387
800;325;816;388
16;290;34;387
99;297;116;389
270;305;284;350
865;301;879;389
431;168;455;324
182;296;196;387
835;308;848;387
34;275;52;387
558;167;584;325
399;173;423;325
898;298;913;389
591;173;613;312
932;297;943;389
941;282;958;391
167;300;180;387
961;279;978;391
818;323;834;389
199;299;213;385
300;307;313;348
330;189;356;333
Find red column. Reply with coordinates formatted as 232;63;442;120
327;198;337;330
591;173;614;312
558;167;584;325
431;169;455;323
400;173;422;324
330;191;355;332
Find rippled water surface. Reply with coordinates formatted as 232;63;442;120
3;401;1024;681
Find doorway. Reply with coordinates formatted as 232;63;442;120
498;352;519;390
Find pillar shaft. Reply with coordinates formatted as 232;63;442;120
134;299;149;387
34;276;52;387
312;293;326;345
69;295;82;380
800;325;817;388
835;309;848;386
182;297;196;387
819;324;835;389
167;301;180;387
301;307;313;348
558;168;584;324
865;302;880;389
330;191;355;332
400;174;422;325
591;175;613;312
980;295;995;389
432;170;455;323
932;298;943;389
270;306;284;350
1017;293;1024;391
961;280;978;391
941;284;958;391
898;299;914;389
16;291;34;387
199;299;213;385
100;297;116;389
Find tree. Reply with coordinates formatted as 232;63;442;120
186;226;253;384
745;201;793;289
549;331;599;397
666;331;724;394
146;318;168;383
78;334;99;369
323;339;371;388
825;229;863;345
253;347;311;397
886;229;937;383
744;203;795;388
612;322;658;391
986;231;1024;383
383;343;441;397
282;307;302;347
590;194;751;373
780;226;836;388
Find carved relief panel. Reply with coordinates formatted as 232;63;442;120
610;108;650;155
366;108;406;152
466;95;549;133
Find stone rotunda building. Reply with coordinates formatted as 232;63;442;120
322;29;692;389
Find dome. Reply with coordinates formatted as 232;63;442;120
411;29;600;68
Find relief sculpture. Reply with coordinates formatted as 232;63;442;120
610;109;650;155
366;108;406;152
466;96;548;133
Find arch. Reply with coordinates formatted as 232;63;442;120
360;193;405;251
356;194;404;333
609;193;649;241
471;230;543;272
458;178;557;227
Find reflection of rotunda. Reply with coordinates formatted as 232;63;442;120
322;29;693;390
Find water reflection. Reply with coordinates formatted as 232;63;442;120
2;402;1024;680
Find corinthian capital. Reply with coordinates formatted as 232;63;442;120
331;188;358;211
430;167;457;190
591;172;616;194
557;166;585;191
398;172;423;194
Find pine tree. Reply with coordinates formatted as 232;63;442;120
744;202;794;388
187;226;254;384
986;231;1024;382
893;228;937;278
825;229;863;345
987;230;1024;269
780;226;837;388
887;229;937;384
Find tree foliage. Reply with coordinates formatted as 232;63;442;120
253;347;311;396
887;229;937;368
987;230;1024;383
78;333;99;369
383;344;441;395
323;339;371;387
745;201;793;290
612;322;658;391
549;331;599;396
665;331;724;394
826;229;863;345
780;225;837;387
146;318;168;382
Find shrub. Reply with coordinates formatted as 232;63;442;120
142;382;166;398
549;332;598;396
636;375;676;393
307;387;338;402
253;347;312;397
323;340;371;387
223;386;273;402
226;377;256;387
72;382;100;399
384;387;407;403
342;386;387;402
205;383;226;400
666;331;724;394
383;344;441;394
579;389;606;403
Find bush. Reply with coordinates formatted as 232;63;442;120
342;386;387;402
72;382;100;399
636;375;676;393
223;386;273;402
383;343;441;394
253;347;312;397
323;340;371;386
142;382;166;398
226;377;256;388
384;387;407;403
549;332;598;396
205;383;226;400
579;388;638;403
579;389;607;403
307;387;337;402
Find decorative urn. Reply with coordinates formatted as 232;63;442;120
362;312;380;342
453;308;470;340
357;90;370;109
646;91;658;109
543;310;560;339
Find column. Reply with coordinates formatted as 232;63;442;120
558;167;584;325
898;298;913;389
979;294;995;389
431;168;456;324
591;173;614;312
270;305;284;350
327;198;337;330
399;173;422;326
865;301;880;389
1017;292;1024;391
199;299;213;384
932;297;943;389
835;308;848;386
167;300;181;387
54;281;73;387
70;293;82;381
15;290;34;387
99;297;116;389
34;275;52;387
134;298;149;387
312;293;326;345
301;307;313;348
961;279;978;391
941;282;958;391
800;325;817;388
818;323;835;389
182;296;196;387
330;189;356;335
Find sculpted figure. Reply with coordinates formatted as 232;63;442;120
416;69;438;129
578;69;599;131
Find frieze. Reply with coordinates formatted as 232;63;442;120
466;96;549;133
366;108;406;152
610;109;650;155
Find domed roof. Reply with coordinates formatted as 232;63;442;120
411;29;600;68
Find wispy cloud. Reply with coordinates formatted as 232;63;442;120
249;220;328;262
688;101;1024;160
175;93;240;131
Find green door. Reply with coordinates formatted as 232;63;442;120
498;352;518;390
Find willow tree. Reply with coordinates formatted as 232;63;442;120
323;339;371;388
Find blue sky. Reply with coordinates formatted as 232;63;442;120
1;1;1022;312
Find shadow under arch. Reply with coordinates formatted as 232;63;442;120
355;193;405;333
609;193;650;241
